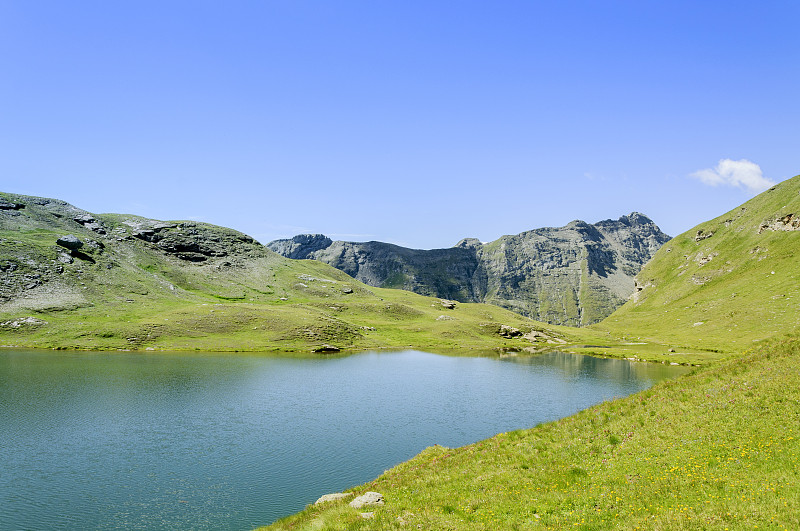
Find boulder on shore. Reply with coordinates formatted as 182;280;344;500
313;344;340;353
315;492;352;505
349;492;385;509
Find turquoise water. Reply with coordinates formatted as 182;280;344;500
0;349;688;530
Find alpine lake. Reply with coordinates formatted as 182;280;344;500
0;348;689;530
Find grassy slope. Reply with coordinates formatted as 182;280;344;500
261;176;800;530
596;176;800;354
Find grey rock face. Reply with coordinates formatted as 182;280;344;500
268;213;671;326
130;221;264;262
0;200;25;210
0;191;269;306
73;214;107;234
758;212;800;233
267;234;333;259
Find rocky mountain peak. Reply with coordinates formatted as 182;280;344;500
454;238;483;249
268;233;334;259
619;212;654;226
268;214;671;326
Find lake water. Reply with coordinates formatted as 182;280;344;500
0;349;688;530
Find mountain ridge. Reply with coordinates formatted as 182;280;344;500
268;212;671;326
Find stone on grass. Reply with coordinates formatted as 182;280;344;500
315;492;352;505
499;324;522;338
56;235;83;250
349;491;384;509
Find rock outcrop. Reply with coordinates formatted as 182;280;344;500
0;192;270;308
758;213;800;233
268;213;670;325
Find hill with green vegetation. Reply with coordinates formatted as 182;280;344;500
260;175;800;530
0;192;565;352
268;213;670;326
595;175;800;354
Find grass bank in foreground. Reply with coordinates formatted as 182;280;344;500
262;334;800;530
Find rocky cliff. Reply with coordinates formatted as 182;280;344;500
268;213;670;325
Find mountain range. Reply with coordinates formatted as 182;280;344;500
268;213;670;325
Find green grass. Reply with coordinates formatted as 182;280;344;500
262;333;800;530
594;176;800;354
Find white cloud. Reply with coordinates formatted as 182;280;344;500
690;159;775;194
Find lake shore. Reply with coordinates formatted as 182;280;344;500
261;334;800;530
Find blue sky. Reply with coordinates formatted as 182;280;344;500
1;1;798;249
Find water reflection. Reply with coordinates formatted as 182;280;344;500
0;349;688;530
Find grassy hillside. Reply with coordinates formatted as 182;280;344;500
596;174;800;354
263;333;800;530
0;193;565;352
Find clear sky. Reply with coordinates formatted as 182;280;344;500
1;1;798;249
